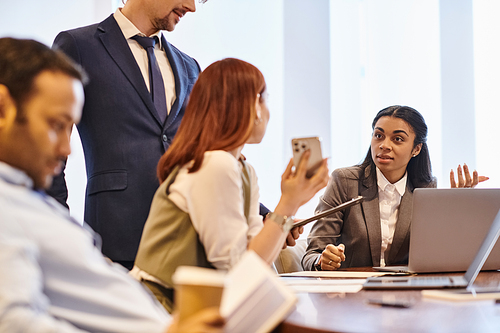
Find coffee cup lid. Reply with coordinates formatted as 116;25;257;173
172;266;226;287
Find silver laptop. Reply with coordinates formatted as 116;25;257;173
363;208;500;289
374;188;500;273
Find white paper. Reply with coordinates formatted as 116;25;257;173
220;251;297;333
280;271;388;278
288;284;363;293
280;278;366;286
280;277;365;293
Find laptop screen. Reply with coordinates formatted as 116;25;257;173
464;209;500;288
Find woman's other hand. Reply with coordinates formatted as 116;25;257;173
282;224;304;249
450;163;489;188
319;244;345;271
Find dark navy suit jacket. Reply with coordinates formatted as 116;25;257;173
50;15;200;262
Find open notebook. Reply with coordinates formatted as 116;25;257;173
363;208;500;289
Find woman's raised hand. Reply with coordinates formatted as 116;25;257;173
450;163;489;188
277;151;329;216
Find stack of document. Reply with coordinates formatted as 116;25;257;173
279;271;388;293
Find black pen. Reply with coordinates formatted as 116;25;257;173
367;299;413;308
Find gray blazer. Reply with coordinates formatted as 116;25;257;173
302;165;423;270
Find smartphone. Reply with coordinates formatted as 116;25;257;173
291;136;323;178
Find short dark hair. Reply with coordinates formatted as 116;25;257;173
0;37;87;116
359;105;434;188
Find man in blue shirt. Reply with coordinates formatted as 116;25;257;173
0;37;223;333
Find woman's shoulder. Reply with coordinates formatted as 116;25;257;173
332;165;365;180
203;150;238;165
199;150;241;177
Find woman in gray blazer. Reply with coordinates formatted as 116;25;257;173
302;105;486;271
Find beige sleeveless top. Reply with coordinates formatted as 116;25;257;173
134;158;252;289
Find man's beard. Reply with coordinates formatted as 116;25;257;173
153;15;175;32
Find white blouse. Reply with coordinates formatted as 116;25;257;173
376;167;407;267
168;150;264;271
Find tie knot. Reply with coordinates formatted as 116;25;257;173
132;35;158;50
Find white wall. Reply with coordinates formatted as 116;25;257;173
0;0;112;223
330;0;443;180
473;0;500;189
166;0;286;213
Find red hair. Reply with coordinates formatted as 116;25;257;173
157;58;266;182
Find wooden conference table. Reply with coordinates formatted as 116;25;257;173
275;268;500;333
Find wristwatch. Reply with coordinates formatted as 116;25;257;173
266;212;295;233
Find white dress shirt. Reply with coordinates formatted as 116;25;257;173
168;150;264;271
376;167;407;267
114;8;176;115
0;162;170;333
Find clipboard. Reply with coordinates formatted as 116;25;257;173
293;196;364;228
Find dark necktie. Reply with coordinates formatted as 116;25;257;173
132;35;168;124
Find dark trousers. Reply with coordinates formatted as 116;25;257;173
114;260;135;271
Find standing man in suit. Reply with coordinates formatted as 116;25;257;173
50;0;202;269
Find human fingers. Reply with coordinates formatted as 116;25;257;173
192;308;225;331
337;244;346;261
471;171;490;188
321;244;343;270
282;240;288;249
321;256;341;270
472;170;479;187
295;150;310;178
478;176;490;183
319;251;340;271
166;308;224;333
281;158;294;181
284;232;296;247
290;226;301;240
449;169;457;188
463;163;473;187
457;165;465;187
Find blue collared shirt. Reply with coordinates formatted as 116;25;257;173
0;161;170;332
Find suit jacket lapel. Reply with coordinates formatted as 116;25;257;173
360;165;381;266
97;15;163;126
162;36;188;130
388;179;414;262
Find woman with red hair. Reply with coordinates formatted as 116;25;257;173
132;58;329;311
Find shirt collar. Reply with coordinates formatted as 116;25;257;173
113;8;163;49
0;161;34;189
376;167;407;196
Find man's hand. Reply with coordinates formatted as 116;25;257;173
166;307;224;333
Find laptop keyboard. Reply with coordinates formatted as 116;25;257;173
410;276;453;285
